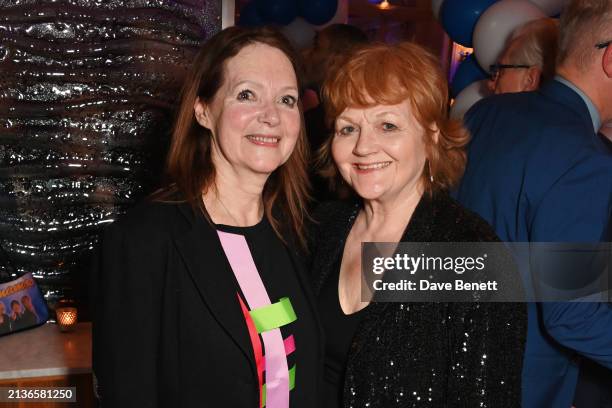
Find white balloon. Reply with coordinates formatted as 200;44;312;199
282;17;316;50
432;0;444;20
450;80;493;120
315;0;349;29
529;0;569;16
473;0;546;72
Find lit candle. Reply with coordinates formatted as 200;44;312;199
56;307;78;332
379;0;390;9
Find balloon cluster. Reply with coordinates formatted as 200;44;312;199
239;0;347;49
434;0;568;118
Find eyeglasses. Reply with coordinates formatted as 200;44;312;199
595;40;611;49
489;64;531;81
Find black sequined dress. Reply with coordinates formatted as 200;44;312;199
310;192;527;407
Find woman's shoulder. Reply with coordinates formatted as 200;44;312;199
311;199;358;235
312;199;358;223
307;200;357;257
106;197;193;243
429;193;500;242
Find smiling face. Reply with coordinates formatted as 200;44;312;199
331;100;429;202
195;42;301;178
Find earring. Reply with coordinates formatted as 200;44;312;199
428;160;434;183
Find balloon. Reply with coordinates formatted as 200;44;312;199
282;18;316;50
450;54;489;98
298;0;338;26
315;0;348;28
256;0;298;25
529;0;569;16
440;0;498;47
239;1;266;27
473;0;546;72
450;80;493;119
432;0;445;20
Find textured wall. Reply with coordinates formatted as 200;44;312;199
0;0;221;309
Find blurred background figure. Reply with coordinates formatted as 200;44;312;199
301;24;369;203
303;25;368;98
456;1;612;407
303;24;369;148
489;18;559;94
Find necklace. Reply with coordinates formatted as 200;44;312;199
216;194;242;226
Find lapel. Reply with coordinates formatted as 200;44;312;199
539;80;595;133
313;202;360;296
285;243;326;362
274;202;327;362
173;203;256;378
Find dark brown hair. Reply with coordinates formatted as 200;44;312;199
153;26;310;248
318;41;469;195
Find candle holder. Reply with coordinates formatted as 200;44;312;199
56;306;78;332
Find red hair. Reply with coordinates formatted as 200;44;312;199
318;41;469;194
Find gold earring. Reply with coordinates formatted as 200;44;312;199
428;160;434;183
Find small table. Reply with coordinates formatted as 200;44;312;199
0;322;93;407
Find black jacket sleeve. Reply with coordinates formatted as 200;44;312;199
92;221;166;408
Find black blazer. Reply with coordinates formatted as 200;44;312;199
310;192;527;407
91;199;324;407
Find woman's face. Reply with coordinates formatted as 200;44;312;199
195;42;301;177
331;100;429;202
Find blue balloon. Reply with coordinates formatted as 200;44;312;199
440;0;497;47
298;0;338;26
256;0;298;26
239;2;266;27
450;54;488;98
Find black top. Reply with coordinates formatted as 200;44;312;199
309;192;527;408
215;217;318;408
92;200;324;408
317;258;366;408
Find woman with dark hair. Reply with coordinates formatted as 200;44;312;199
93;26;322;407
311;42;526;407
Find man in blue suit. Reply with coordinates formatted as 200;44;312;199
456;1;612;407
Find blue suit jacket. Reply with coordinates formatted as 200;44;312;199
456;80;612;408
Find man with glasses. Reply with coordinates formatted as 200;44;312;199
489;18;559;94
456;1;612;407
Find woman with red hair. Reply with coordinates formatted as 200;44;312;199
310;42;526;407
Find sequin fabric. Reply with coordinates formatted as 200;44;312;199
0;0;221;306
309;192;527;407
